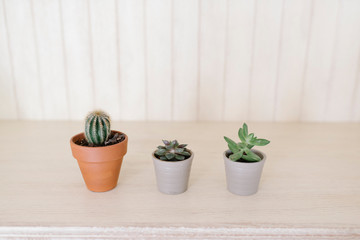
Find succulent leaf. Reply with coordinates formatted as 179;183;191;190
229;150;244;161
243;123;248;136
243;147;261;161
155;149;166;155
242;155;259;161
237;142;247;148
224;136;240;153
165;153;175;160
238;128;246;143
175;155;185;160
178;144;187;148
162;140;170;145
171;140;179;147
179;151;191;157
175;148;184;153
247;133;254;141
251;138;270;146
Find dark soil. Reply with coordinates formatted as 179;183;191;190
75;132;125;147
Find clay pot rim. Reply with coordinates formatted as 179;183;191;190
223;149;266;164
70;130;128;150
152;149;194;162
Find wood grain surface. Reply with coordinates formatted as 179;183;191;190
0;121;359;239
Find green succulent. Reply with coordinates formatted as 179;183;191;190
224;123;270;162
155;140;191;161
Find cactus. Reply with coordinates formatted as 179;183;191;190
224;123;270;162
155;140;191;161
84;110;111;146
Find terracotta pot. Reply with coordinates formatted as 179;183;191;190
223;149;266;196
152;150;193;195
70;131;128;192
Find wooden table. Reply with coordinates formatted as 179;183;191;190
0;121;359;239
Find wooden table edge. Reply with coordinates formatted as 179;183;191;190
1;225;359;239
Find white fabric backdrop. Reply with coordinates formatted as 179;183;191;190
1;0;359;121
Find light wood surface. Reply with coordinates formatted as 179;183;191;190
1;0;360;122
0;121;359;239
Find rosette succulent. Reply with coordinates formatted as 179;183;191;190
224;123;270;162
155;140;191;161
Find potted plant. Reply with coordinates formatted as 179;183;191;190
152;140;193;194
70;110;128;192
223;123;270;196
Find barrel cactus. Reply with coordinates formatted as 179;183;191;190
155;140;191;161
84;110;111;146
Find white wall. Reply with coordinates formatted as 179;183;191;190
1;0;360;122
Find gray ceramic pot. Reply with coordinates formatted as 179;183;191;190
152;150;193;195
223;149;266;196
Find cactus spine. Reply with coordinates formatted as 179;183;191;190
85;110;111;146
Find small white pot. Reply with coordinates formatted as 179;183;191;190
223;149;266;196
152;150;194;195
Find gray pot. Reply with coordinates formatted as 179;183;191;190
223;149;266;196
152;150;193;195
